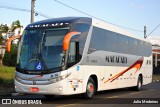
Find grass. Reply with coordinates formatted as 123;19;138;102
0;66;15;96
0;66;15;85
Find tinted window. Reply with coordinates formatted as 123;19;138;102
17;28;68;71
88;26;151;57
117;34;128;54
88;27;106;53
106;30;117;52
89;27;117;53
72;23;90;56
68;42;76;63
128;37;138;55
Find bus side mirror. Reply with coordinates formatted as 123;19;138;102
5;34;21;52
63;31;81;51
5;40;11;52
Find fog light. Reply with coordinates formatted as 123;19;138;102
58;87;63;91
15;85;17;89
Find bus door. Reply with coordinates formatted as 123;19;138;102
68;42;80;67
67;41;83;93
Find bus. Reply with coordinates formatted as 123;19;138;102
14;17;152;98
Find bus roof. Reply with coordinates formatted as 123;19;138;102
92;18;146;42
26;16;148;42
27;17;91;27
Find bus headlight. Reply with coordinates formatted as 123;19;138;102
49;72;71;83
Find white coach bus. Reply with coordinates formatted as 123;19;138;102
14;17;152;98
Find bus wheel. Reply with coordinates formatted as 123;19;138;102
84;77;96;99
136;76;142;91
131;76;142;91
44;95;55;99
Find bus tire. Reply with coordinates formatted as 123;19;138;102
131;76;142;91
83;77;96;99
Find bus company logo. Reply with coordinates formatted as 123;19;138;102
32;81;36;85
2;99;11;104
106;56;127;64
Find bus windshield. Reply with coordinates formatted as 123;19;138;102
16;27;69;72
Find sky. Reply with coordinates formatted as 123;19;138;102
0;0;160;38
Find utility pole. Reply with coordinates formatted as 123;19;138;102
31;0;36;23
144;26;147;39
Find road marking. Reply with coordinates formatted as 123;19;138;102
129;89;156;95
57;89;157;106
56;103;79;107
106;96;119;98
129;92;141;95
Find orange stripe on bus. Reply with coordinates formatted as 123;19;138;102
104;57;144;83
27;75;43;80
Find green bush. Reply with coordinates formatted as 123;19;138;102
0;66;15;85
3;44;17;66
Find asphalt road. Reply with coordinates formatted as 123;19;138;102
1;81;160;107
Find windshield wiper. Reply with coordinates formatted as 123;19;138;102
24;46;37;70
36;51;49;72
24;45;49;72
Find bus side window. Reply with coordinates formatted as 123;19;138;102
68;42;79;67
69;42;76;63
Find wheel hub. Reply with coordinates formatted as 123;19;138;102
89;84;94;92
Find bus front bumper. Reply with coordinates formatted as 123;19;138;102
14;79;68;95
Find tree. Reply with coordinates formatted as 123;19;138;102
0;35;3;45
1;20;23;66
0;24;9;44
0;24;9;33
11;20;22;32
2;44;17;66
